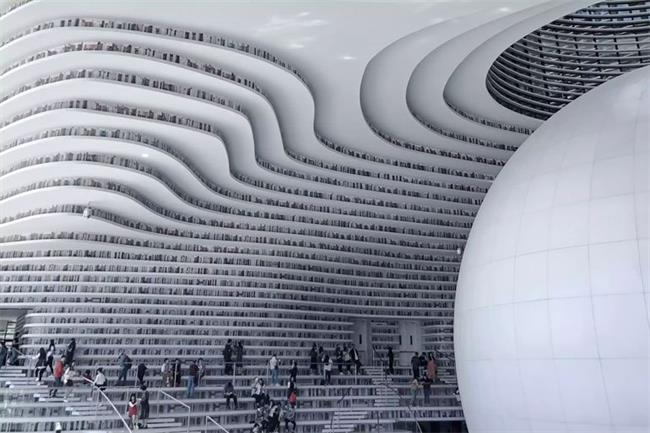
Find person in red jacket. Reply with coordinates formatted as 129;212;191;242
49;356;64;397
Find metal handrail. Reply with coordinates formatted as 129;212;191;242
369;346;423;433
10;347;33;376
80;376;132;433
205;415;230;433
159;389;191;433
328;386;352;432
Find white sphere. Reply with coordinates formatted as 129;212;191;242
454;67;649;433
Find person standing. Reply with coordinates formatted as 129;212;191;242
410;378;421;407
197;358;206;386
235;341;244;374
410;352;420;379
324;355;333;385
173;358;182;387
335;346;343;375
269;354;279;386
344;345;352;374
289;360;298;383
387;347;394;375
161;358;170;387
137;361;147;386
287;377;297;400
140;385;150;428
427;353;437;383
126;393;138;429
117;352;132;385
0;341;8;369
350;345;362;374
223;339;233;375
309;344;318;376
187;360;198;398
426;353;436;383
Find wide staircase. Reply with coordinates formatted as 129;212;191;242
1;356;463;433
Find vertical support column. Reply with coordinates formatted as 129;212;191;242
351;319;370;365
397;320;423;367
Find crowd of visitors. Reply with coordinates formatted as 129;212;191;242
4;338;446;430
408;351;438;406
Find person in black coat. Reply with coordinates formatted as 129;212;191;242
309;344;318;374
65;338;76;366
387;347;395;375
223;339;233;375
173;359;182;387
137;362;147;386
410;352;420;379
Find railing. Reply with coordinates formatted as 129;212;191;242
80;376;132;433
205;415;230;433
158;389;191;433
11;347;34;378
328;386;352;432
370;345;423;433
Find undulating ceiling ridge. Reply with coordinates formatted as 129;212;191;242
487;0;650;120
0;1;633;430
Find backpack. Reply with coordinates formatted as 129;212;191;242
288;391;297;405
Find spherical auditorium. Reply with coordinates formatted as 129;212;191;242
0;1;647;433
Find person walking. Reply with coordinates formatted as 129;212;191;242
93;367;107;398
116;352;132;385
126;393;138;429
64;338;76;367
7;344;19;366
224;381;238;409
287;377;297;400
410;378;421;407
289;360;298;384
49;356;64;397
187;360;198;398
387;347;394;375
140;385;150;428
422;376;432;404
46;340;56;374
34;347;47;381
63;363;77;399
137;361;147;386
410;352;420;379
269;354;279;386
